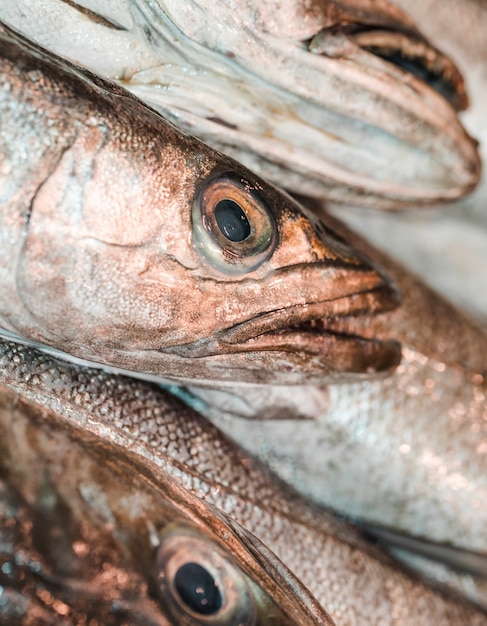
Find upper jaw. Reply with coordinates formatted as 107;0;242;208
161;269;402;378
308;20;468;112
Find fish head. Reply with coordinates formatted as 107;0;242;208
16;120;401;385
123;0;480;207
0;385;332;625
1;23;401;386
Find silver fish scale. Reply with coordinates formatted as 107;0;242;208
199;345;487;552
1;339;486;625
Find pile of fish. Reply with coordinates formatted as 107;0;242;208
0;1;486;624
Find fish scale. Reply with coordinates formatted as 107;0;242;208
1;338;486;624
0;2;486;620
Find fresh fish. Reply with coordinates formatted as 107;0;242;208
1;2;486;611
1;338;486;625
0;21;401;388
1;0;480;208
191;211;487;569
0;384;331;626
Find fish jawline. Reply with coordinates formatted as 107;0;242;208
165;285;402;377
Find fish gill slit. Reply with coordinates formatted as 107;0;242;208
16;140;76;313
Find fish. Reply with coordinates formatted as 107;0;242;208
0;384;331;626
0;21;401;388
190;210;487;595
1;2;486;611
1;0;481;208
19;0;479;592
1;338;487;624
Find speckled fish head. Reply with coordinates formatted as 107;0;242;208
1;1;480;208
0;385;333;625
0;23;401;387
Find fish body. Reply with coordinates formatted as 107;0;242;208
1;339;486;624
1;0;480;208
0;383;330;626
0;21;400;387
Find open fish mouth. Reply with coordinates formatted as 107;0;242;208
302;1;469;112
308;23;468;111
164;282;401;378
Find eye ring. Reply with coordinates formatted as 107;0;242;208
155;525;256;626
192;172;277;275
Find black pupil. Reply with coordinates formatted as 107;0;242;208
214;199;251;242
174;562;222;615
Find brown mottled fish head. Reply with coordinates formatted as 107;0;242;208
0;385;333;625
0;22;400;386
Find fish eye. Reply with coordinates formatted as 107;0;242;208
156;526;256;625
192;173;277;274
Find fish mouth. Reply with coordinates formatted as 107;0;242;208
353;28;467;111
309;23;467;111
164;283;401;379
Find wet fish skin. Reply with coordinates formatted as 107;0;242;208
1;339;486;625
1;0;480;207
0;383;332;626
0;21;401;388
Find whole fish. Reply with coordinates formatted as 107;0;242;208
1;0;480;208
1;338;486;625
0;384;330;626
0;21;400;387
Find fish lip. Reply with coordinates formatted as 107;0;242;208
219;285;402;375
309;23;467;111
220;284;399;345
164;283;402;376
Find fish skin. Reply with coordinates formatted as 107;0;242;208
0;1;484;608
0;21;401;387
1;0;480;207
1;339;486;625
0;385;331;626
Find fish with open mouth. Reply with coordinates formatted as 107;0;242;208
1;338;487;624
0;384;331;626
0;21;401;388
1;0;480;208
